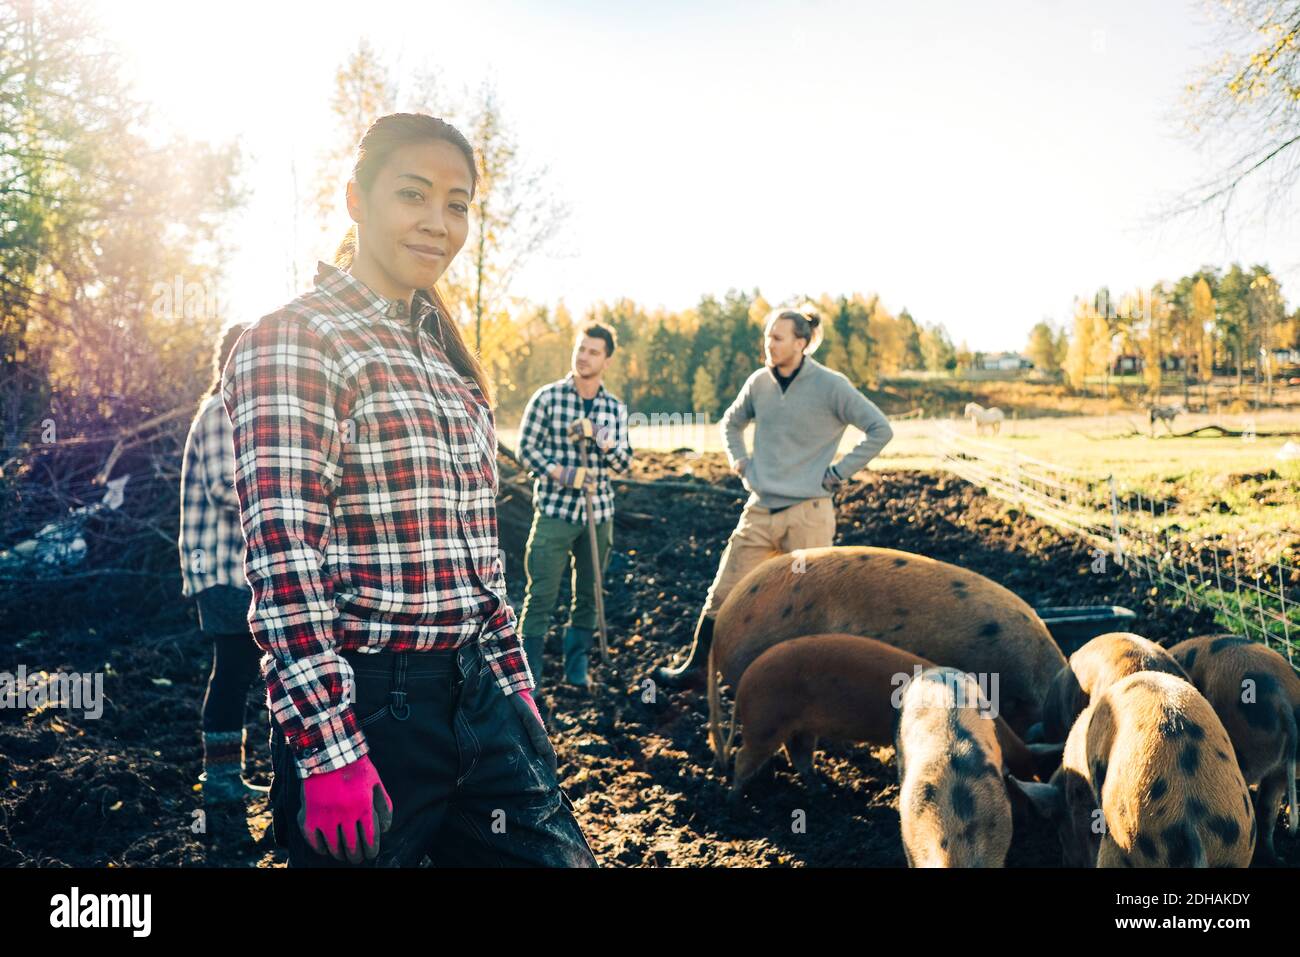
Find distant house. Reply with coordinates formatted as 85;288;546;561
974;352;1034;371
1112;353;1142;375
1110;354;1200;376
1272;348;1300;367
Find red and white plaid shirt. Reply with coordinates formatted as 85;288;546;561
221;261;532;776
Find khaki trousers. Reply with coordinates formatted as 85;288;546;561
701;496;836;617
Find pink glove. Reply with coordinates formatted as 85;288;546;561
518;688;543;726
298;753;394;863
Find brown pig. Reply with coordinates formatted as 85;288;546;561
722;634;1058;800
895;666;1025;867
1169;634;1299;862
707;546;1067;751
1035;632;1189;743
1009;670;1255;868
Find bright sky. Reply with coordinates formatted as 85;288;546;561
95;0;1300;352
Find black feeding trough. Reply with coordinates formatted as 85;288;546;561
1034;605;1139;657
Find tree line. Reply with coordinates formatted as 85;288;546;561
1026;264;1299;404
483;291;963;421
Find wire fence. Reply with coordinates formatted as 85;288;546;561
937;422;1298;665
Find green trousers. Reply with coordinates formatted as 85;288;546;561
518;510;613;685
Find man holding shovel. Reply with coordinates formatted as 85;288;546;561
517;324;631;695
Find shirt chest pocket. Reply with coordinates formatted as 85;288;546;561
549;407;571;455
344;356;450;473
424;371;499;491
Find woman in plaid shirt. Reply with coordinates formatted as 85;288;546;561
221;113;594;867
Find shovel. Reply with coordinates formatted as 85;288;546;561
578;435;610;664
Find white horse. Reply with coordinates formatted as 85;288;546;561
964;402;1005;436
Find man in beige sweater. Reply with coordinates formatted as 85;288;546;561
653;308;895;688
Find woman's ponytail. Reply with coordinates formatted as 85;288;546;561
334;225;357;269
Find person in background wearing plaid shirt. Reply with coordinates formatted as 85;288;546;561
516;324;631;696
221;113;594;867
179;322;269;806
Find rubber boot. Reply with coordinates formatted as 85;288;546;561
562;626;595;689
653;611;715;689
200;729;267;805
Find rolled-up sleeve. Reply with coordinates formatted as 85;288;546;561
221;314;366;776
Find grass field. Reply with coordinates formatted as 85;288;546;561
500;406;1300;553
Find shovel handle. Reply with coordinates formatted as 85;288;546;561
579;438;610;664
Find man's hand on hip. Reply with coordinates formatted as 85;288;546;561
821;464;845;492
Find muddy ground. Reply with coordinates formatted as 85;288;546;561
1;450;1294;867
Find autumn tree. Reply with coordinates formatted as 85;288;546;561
1176;1;1300;222
314;38;394;237
0;0;241;451
438;82;570;355
1218;263;1251;389
1248;269;1284;402
920;322;957;374
1063;299;1112;395
1190;276;1216;405
1025;321;1064;375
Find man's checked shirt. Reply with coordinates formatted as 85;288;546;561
517;373;632;524
221;261;531;776
179;392;248;597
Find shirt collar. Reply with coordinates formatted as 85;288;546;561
768;354;807;383
563;371;606;401
313;260;438;329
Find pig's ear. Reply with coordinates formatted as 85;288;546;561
1026;742;1065;780
1005;774;1062;820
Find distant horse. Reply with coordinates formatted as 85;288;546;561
964;402;1005;436
1148;404;1185;435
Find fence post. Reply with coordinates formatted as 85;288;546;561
1232;541;1249;639
1181;537;1199;610
1279;556;1293;665
1254;572;1271;652
1108;475;1123;568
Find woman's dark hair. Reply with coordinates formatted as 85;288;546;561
765;308;823;355
579;322;616;357
333;112;492;404
206;322;249;402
